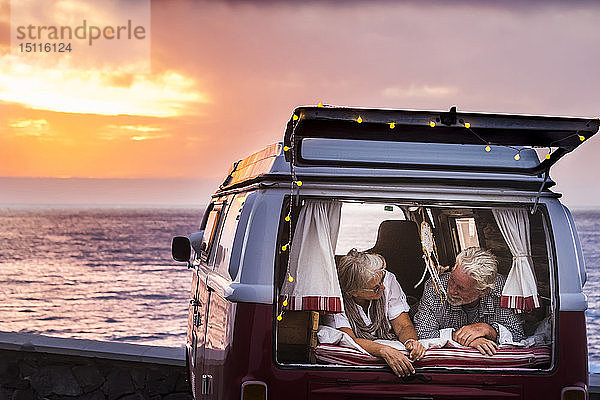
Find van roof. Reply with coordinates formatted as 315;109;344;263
218;106;599;192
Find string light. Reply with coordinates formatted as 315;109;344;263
280;111;302;325
514;153;521;161
485;145;491;152
429;121;436;128
464;122;471;129
389;122;395;129
356;116;363;124
318;103;324;107
283;146;290;152
579;135;586;142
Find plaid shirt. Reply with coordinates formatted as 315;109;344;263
414;273;525;342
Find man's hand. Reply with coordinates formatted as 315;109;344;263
470;337;499;356
404;339;426;361
453;322;495;346
378;346;415;377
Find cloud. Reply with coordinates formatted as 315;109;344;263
106;124;162;133
0;55;209;117
383;85;459;99
130;134;171;141
8;118;49;136
99;124;169;141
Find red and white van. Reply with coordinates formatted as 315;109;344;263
173;106;598;399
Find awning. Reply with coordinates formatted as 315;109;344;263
283;106;599;176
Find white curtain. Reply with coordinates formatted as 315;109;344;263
492;208;540;312
280;200;344;312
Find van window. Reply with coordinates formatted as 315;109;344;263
200;203;224;264
213;194;247;279
336;203;406;254
455;217;480;249
276;200;554;372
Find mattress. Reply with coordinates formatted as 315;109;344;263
314;343;552;368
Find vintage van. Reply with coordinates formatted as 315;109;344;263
172;106;598;400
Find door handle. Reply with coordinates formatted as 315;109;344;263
190;299;202;307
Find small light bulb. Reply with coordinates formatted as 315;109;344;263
464;122;471;129
356;116;363;124
545;153;551;160
283;146;290;152
285;215;290;222
277;314;283;321
429;121;436;128
318;103;324;107
293;114;299;121
579;135;585;142
514;153;521;161
485;145;491;152
281;245;287;251
389;123;395;129
288;276;294;282
283;300;288;306
296;181;303;187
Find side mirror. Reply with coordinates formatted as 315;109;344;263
172;236;191;263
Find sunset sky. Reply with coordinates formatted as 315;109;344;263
1;0;599;207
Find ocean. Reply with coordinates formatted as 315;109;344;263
0;208;200;347
0;208;599;366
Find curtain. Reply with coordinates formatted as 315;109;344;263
492;208;540;312
280;200;343;312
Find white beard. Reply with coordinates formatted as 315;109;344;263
447;292;478;307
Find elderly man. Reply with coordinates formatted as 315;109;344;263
413;247;524;355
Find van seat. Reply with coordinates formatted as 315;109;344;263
367;220;427;307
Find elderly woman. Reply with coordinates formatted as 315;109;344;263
331;249;426;377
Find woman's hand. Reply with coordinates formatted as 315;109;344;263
378;345;415;377
404;339;426;361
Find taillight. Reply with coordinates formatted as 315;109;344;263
241;381;267;400
561;386;587;400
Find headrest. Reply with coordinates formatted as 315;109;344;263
370;220;421;252
367;220;426;271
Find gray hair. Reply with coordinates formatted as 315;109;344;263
455;247;498;291
337;249;396;341
337;249;385;293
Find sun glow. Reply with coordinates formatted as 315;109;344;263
0;56;209;117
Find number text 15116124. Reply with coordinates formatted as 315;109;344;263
19;43;72;53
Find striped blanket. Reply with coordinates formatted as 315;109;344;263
314;343;552;368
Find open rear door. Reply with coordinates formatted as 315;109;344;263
283;106;599;176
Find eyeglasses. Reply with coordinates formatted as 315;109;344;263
361;271;386;293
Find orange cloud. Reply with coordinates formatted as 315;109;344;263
100;124;169;141
7;118;52;138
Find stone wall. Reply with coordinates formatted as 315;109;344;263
0;332;192;400
0;348;192;400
